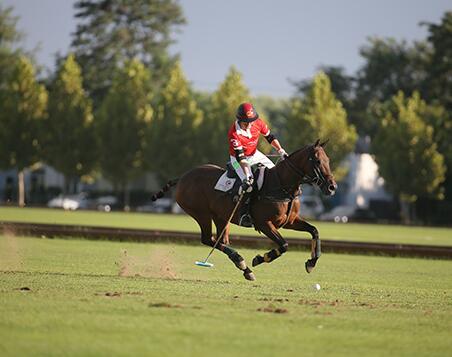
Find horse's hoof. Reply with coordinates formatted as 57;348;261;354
305;258;318;274
244;271;256;281
243;267;255;281
252;255;264;267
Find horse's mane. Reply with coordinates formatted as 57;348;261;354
274;144;313;169
288;144;312;158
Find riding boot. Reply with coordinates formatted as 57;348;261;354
239;194;253;227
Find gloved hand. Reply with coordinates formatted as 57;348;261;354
278;148;288;159
239;176;254;195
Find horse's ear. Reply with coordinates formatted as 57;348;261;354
314;139;320;147
320;139;329;147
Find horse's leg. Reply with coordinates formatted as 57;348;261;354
213;216;255;281
252;222;288;267
190;212;215;247
283;217;321;273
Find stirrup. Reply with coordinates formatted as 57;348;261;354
239;214;253;228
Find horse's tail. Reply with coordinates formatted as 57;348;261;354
151;179;179;201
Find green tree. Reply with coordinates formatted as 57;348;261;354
355;37;430;135
71;0;185;105
96;58;153;207
0;56;48;207
285;72;357;178
0;4;24;86
422;12;452;201
148;61;203;180
372;92;445;221
357;37;429;101
292;65;354;111
45;54;96;193
421;104;452;171
423;11;452;111
290;65;359;136
201;66;250;165
413;99;452;202
253;95;289;142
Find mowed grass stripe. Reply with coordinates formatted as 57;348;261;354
1;206;451;246
0;235;451;356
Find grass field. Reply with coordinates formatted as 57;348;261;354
1;234;452;356
1;206;452;246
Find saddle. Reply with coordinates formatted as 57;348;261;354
214;162;298;229
214;163;266;197
214;163;299;203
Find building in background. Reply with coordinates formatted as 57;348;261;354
320;137;397;222
0;164;161;207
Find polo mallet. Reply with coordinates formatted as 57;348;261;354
195;192;245;268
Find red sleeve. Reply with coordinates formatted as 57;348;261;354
229;131;243;150
228;126;243;156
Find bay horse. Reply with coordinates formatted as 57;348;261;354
152;140;337;281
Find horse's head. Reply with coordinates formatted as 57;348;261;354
308;140;337;196
284;139;337;196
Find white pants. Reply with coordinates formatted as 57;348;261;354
230;150;275;181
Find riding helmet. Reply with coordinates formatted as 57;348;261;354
236;102;259;123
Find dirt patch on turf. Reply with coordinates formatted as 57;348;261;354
117;249;135;277
0;228;23;271
148;302;202;309
299;298;343;307
105;292;121;297
95;291;121;297
257;304;288;314
258;297;290;302
353;301;377;309
116;247;178;279
149;302;182;308
96;291;144;298
299;298;377;310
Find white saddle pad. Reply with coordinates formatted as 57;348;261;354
214;172;236;192
214;167;266;192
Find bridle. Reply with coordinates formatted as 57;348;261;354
283;147;330;188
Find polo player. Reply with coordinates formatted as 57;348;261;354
227;102;288;226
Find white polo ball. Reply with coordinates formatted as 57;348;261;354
313;283;321;291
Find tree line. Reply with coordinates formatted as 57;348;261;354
290;12;452;222
0;2;451;223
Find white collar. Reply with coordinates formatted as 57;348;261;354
235;121;252;138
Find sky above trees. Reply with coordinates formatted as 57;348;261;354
4;0;451;97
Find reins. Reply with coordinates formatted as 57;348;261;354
283;155;309;183
283;147;329;187
264;145;330;203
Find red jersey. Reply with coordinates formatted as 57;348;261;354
228;118;271;156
